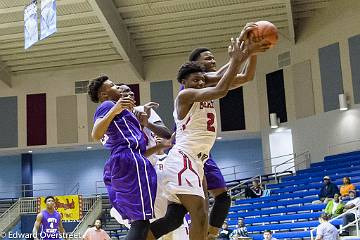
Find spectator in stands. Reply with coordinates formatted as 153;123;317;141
263;230;277;240
324;193;344;217
339;190;360;236
316;213;339;240
340;177;356;199
245;179;263;198
218;221;231;240
229;218;249;239
82;219;111;240
313;176;339;204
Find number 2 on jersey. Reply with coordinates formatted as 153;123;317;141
207;113;215;132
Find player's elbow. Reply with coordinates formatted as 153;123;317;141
91;131;102;141
217;89;229;98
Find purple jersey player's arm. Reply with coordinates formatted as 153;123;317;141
32;212;43;240
91;97;135;141
177;38;248;119
58;217;67;240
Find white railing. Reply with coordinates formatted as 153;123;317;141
310;204;360;239
70;196;102;239
274;151;311;181
0;200;20;233
20;197;38;214
0;182;80;198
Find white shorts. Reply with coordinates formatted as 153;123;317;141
161;148;205;204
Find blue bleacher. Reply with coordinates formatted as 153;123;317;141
228;150;360;239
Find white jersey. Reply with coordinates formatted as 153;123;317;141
154;154;189;240
134;106;162;165
174;100;217;162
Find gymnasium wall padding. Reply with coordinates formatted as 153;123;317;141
26;93;47;146
319;43;344;112
291;60;315;119
150;80;174;128
348;34;360;104
0;96;18;148
56;95;78;144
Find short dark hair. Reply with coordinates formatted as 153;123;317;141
188;47;211;61
44;196;55;203
264;230;272;234
177;62;204;83
88;75;109;103
320;213;331;221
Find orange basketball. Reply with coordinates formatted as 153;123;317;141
250;20;278;48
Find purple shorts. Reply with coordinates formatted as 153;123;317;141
204;157;227;190
104;149;157;221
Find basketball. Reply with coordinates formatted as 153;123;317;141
250;20;278;48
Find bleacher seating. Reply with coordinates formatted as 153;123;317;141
228;150;360;239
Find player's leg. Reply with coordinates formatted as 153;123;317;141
177;194;207;240
204;158;231;239
126;220;150;240
148;203;188;240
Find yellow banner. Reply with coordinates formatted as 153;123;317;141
38;195;82;221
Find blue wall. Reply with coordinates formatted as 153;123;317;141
211;138;263;181
0;155;22;198
32;149;110;196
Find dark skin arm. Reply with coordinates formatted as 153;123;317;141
177;38;248;120
32;212;43;240
91;97;135;141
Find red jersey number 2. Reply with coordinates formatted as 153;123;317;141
207;113;215;132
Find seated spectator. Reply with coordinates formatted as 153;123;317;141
313;176;339;204
245;179;263;198
316;213;339;240
229;218;249;239
324;193;344;217
218;221;231;240
263;230;277;240
340;177;356;198
340;190;360;236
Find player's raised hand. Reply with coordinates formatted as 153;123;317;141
246;38;272;55
143;101;159;118
228;37;248;61
134;110;149;127
113;97;135;114
239;22;258;42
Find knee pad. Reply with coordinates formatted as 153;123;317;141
209;191;231;228
150;204;187;239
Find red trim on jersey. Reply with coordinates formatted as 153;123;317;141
177;154;188;186
177;151;201;187
182;117;191;130
187;158;201;187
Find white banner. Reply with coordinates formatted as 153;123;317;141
24;1;38;49
40;0;57;40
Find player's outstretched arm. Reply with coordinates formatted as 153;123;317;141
92;98;135;140
32;212;43;240
59;217;67;240
179;38;248;104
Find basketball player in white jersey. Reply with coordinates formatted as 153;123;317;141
148;37;261;240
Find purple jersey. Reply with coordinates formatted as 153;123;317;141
94;100;157;221
40;210;61;240
94;101;147;154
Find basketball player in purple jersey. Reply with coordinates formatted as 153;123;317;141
33;196;66;240
88;76;160;240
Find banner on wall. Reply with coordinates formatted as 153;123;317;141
24;0;38;49
40;0;57;40
38;195;82;221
